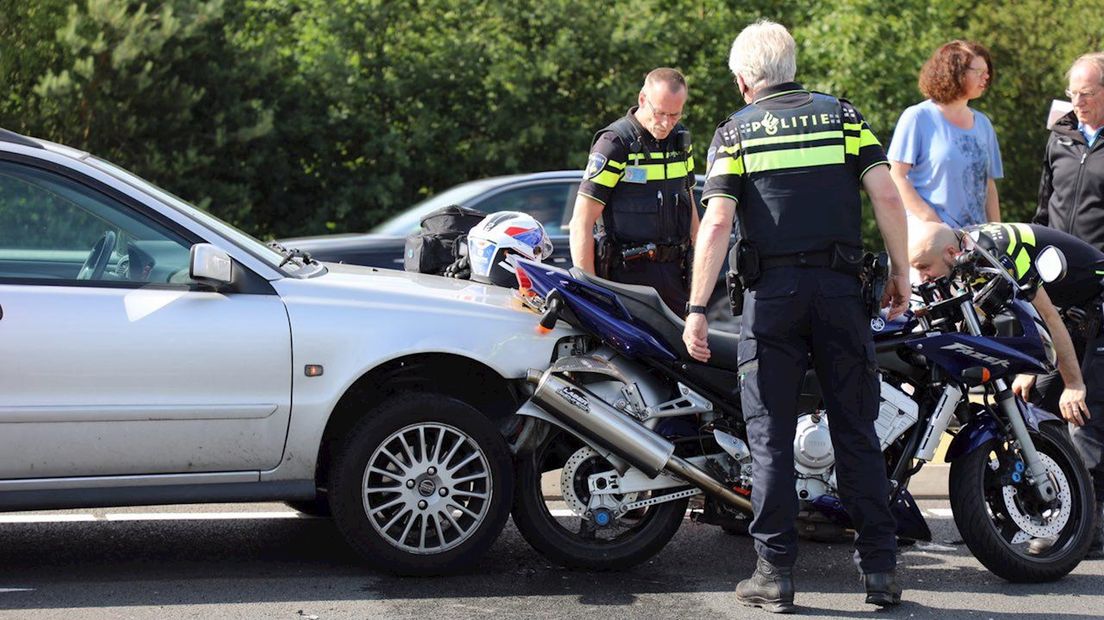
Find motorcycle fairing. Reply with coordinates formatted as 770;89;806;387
810;489;931;541
516;259;678;361
907;332;1048;379
944;402;1061;462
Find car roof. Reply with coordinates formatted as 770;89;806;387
1;127;93;161
0;128;44;150
371;170;705;234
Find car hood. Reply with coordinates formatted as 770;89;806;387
279;233;401;253
274;262;547;322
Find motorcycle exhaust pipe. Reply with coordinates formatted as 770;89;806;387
526;368;753;514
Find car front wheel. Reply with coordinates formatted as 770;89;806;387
329;393;513;575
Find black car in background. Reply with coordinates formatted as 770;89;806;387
280;170;737;319
281;171;592;270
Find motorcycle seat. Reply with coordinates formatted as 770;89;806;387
568;268;742;372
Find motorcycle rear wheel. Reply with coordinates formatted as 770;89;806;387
512;429;689;570
949;421;1094;582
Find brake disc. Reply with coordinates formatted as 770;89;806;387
559;447;637;515
999;451;1072;540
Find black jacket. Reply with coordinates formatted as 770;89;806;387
1034;111;1104;252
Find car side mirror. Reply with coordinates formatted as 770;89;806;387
1035;245;1067;284
190;243;233;286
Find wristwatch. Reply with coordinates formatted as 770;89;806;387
685;303;707;315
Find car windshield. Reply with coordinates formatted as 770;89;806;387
371;178;505;235
84;156;315;274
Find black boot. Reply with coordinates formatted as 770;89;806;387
736;557;796;614
862;570;902;607
1088;500;1104;560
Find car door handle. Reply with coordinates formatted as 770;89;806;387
0;303;4;320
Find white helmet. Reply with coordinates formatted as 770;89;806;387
467;211;553;287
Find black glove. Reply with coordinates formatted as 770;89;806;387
444;255;471;279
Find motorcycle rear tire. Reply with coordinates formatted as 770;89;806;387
948;421;1094;582
512;430;688;570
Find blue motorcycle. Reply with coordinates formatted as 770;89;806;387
507;237;1094;582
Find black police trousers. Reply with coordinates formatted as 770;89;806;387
738;267;897;573
1031;326;1104;499
610;259;688;318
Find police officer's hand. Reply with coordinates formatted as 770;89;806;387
882;273;910;320
683;314;711;362
1058;381;1090;427
1012;374;1036;402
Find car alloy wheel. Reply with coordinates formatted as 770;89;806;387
362;422;493;554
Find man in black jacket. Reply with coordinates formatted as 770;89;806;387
1036;52;1104;248
1034;51;1104;559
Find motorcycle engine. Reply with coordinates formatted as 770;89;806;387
794;413;834;473
793;380;920;500
794;413;835;499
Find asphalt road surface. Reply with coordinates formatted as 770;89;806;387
0;501;1100;619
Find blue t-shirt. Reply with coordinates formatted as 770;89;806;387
888;99;1003;228
1079;121;1103;147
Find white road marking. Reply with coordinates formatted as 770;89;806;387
0;514;97;523
549;508;704;519
104;511;309;521
552;507;958;516
915;541;958;552
0;507;954;524
0;588;34;593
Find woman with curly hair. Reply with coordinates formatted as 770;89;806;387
888;40;1003;227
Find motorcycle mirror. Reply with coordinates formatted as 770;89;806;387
1035;245;1067;284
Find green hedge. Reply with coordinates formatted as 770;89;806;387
2;0;1101;245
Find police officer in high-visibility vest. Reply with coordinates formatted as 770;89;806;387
569;67;700;316
682;21;910;611
910;220;1104;558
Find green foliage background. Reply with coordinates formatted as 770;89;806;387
2;0;1103;245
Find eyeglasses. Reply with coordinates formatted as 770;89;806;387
644;97;683;122
966;66;989;76
1066;88;1100;100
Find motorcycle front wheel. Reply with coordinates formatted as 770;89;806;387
949;421;1095;582
512;428;689;570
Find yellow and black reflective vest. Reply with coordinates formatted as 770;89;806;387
968;222;1104;308
578;109;694;248
701;83;888;258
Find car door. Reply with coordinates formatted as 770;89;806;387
0;158;292;478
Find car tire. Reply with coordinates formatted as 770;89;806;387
328;393;513;575
285;496;331;518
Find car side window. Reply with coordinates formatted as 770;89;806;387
0;161;195;285
470;183;573;233
561;183;580;233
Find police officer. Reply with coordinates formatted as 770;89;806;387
910;220;1103;557
681;21;910;612
569;67;700;316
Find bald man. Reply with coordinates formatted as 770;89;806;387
910;220;1104;558
909;220;1090;420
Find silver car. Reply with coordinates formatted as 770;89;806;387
0;128;576;574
